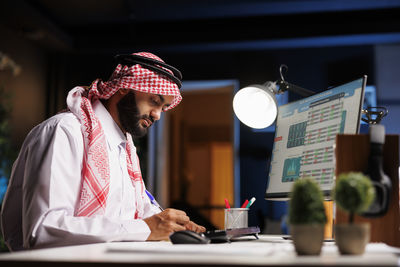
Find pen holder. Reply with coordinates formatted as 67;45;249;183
224;208;249;229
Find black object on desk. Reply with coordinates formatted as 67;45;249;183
170;230;211;244
205;226;260;243
170;227;260;245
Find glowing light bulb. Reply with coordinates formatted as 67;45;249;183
233;85;278;129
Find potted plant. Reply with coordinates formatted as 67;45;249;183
289;177;327;255
332;172;375;255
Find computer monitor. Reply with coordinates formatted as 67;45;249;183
265;76;367;200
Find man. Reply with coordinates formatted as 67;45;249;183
0;52;205;251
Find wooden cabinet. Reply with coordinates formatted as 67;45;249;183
335;134;400;247
186;142;233;229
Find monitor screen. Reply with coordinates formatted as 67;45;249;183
265;76;367;200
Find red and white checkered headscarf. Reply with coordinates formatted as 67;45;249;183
91;52;182;109
66;52;182;218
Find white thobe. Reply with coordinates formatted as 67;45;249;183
0;100;160;251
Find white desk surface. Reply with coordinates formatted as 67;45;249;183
0;235;399;266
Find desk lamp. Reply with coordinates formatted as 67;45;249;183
360;106;391;217
233;65;314;129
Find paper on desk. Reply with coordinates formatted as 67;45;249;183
320;242;400;255
107;238;400;258
107;240;294;257
365;243;400;254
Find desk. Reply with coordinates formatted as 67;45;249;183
0;235;399;267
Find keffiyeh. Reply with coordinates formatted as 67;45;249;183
66;52;182;217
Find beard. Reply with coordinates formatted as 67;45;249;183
116;91;154;138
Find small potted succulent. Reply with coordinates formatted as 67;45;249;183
289;177;327;255
332;172;375;255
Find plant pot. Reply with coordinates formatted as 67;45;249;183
334;223;370;255
290;224;324;255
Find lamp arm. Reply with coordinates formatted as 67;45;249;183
276;80;314;97
361;106;388;124
261;81;279;94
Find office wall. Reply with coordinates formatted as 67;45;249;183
0;25;47;147
375;44;400;134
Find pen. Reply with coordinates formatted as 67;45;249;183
145;190;164;211
240;199;249;208
224;198;231;209
245;197;256;209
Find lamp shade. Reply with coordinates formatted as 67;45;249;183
233;84;278;129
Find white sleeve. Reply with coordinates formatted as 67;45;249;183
141;187;163;218
21;119;152;249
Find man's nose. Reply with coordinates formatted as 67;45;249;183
151;108;162;121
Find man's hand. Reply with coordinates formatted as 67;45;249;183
143;208;206;241
184;220;206;233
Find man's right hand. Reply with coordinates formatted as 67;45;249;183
143;208;190;241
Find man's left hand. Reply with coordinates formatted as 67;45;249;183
184;221;206;233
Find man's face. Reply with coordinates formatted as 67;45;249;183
117;90;174;138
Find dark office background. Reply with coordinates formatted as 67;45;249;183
1;0;400;232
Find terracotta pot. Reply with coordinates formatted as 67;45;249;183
290;224;324;255
334;223;370;255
